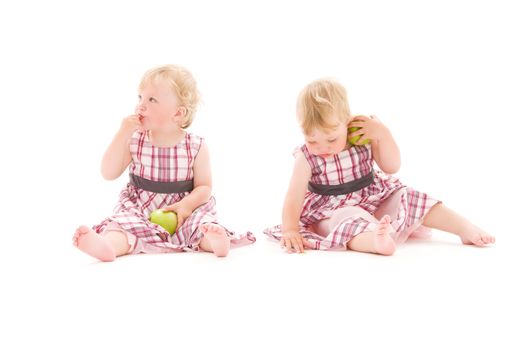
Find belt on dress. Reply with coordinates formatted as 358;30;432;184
307;171;374;196
129;174;194;194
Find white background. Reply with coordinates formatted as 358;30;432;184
1;1;518;349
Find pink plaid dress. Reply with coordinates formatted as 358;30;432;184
264;144;440;250
93;130;256;254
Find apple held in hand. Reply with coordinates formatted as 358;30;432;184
149;209;178;235
348;127;370;145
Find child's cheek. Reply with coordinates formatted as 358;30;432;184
308;144;319;155
337;138;348;151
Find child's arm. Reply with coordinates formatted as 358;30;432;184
349;115;401;174
101;115;143;180
281;153;312;253
163;141;212;228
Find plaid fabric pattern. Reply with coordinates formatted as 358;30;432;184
93;131;255;253
264;144;440;249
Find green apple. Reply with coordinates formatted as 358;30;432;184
348;127;370;145
149;209;178;235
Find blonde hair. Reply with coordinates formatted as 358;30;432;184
296;79;351;134
139;64;200;128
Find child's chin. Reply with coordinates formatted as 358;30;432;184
317;153;334;158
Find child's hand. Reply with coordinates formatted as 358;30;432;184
348;115;389;144
280;230;311;254
119;115;145;138
162;203;192;230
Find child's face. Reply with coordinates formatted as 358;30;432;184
135;80;185;130
304;121;348;158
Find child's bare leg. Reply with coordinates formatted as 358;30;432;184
103;230;131;257
199;223;230;257
313;207;396;255
346;215;396;255
73;226;130;262
422;203;495;246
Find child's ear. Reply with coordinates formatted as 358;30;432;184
172;106;187;124
175;106;187;118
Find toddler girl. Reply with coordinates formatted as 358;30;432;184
264;79;494;254
73;65;256;261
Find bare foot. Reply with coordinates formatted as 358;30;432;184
374;215;396;256
200;223;231;257
73;226;116;262
458;224;495;247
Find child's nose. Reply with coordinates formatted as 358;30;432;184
319;144;329;152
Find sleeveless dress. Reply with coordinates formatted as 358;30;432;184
264;144;440;250
93;130;256;254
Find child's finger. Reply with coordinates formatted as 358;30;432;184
349;129;364;137
291;238;301;253
284;239;293;253
296;239;305;253
296;238;305;253
348;121;365;128
356;136;369;144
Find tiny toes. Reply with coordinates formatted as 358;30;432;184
73;226;91;246
201;224;219;233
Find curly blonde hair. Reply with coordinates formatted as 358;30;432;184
139;64;201;128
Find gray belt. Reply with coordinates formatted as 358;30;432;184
308;171;374;196
130;174;194;194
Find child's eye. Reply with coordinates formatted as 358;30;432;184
327;138;337;143
149;97;157;103
137;95;142;100
307;141;317;145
